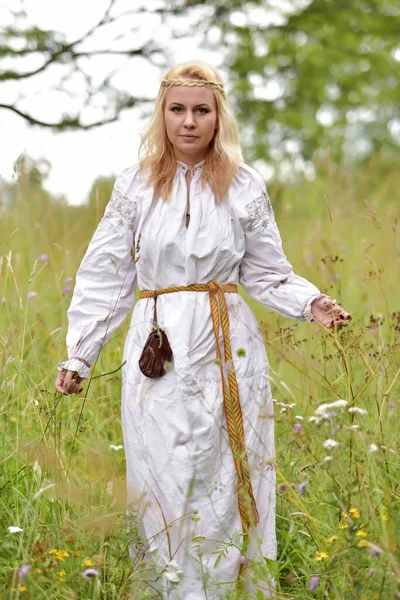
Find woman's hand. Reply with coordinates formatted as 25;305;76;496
55;369;84;395
311;296;352;330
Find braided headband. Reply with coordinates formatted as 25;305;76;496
161;78;225;93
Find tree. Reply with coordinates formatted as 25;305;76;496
205;0;400;170
0;0;191;130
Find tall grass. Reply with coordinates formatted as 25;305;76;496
0;154;399;598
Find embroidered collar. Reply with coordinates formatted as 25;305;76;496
176;159;205;176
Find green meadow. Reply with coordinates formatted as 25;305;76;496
0;154;399;599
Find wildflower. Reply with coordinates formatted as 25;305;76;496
348;407;368;416
323;455;333;463
293;423;303;434
323;439;340;449
327;536;338;543
338;523;348;530
370;545;382;557
39;254;48;261
109;444;123;451
368;568;377;577
8;526;23;533
309;576;320;591
82;559;95;567
82;568;99;579
65;277;73;284
313;400;347;423
349;507;360;519
356;530;367;537
62;286;72;295
298;480;309;495
295;415;304;420
19;586;28;593
316;399;347;414
315;551;329;561
277;483;287;493
27;292;37;301
357;539;368;548
53;550;69;561
74;551;81;556
176;434;191;446
57;569;66;581
17;565;32;581
163;571;180;583
369;444;378;453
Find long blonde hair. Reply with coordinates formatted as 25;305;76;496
139;61;242;201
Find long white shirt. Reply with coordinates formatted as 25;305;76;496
60;159;324;599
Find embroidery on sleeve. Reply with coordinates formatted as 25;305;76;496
245;192;272;232
103;189;137;231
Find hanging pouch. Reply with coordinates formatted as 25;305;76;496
138;295;173;378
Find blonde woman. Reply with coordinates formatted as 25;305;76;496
55;61;351;598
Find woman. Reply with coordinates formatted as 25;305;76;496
55;61;351;598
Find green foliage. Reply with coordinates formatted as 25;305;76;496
209;0;400;165
0;154;399;598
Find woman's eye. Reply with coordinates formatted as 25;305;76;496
170;107;209;114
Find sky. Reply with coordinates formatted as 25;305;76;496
0;0;223;204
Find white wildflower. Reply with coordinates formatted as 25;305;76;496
109;444;124;451
309;416;318;423
317;399;347;412
346;425;360;430
323;439;340;449
348;407;368;416
323;456;333;462
369;444;378;453
295;415;304;420
163;571;180;584
8;526;23;533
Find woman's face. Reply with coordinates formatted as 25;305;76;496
164;84;218;164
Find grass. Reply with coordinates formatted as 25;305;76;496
0;154;399;598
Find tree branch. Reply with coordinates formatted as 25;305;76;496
0;98;148;130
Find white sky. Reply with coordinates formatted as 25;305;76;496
0;0;222;204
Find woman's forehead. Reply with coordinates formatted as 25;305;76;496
165;85;216;107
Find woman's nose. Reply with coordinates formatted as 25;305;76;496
183;111;196;128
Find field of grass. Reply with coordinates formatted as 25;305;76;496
0;155;399;599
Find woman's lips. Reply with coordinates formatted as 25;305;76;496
181;135;198;141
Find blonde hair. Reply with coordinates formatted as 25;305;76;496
139;61;242;201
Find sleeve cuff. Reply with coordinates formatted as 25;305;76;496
301;293;330;324
57;358;91;379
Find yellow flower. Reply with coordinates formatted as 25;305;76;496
56;570;66;577
357;539;368;548
349;507;360;519
74;551;81;556
19;586;27;593
356;530;367;537
49;548;58;554
34;568;42;573
338;523;348;530
315;551;329;561
81;559;95;567
327;535;339;543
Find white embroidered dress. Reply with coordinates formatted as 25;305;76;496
59;160;323;599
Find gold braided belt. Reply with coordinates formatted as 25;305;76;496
139;280;259;534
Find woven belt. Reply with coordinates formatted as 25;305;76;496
139;280;259;535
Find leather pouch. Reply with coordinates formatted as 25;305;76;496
138;296;173;378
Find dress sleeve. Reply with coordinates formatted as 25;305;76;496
237;167;327;322
58;168;138;378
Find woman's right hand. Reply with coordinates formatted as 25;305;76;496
55;369;84;395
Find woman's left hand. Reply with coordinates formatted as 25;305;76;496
311;296;352;330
